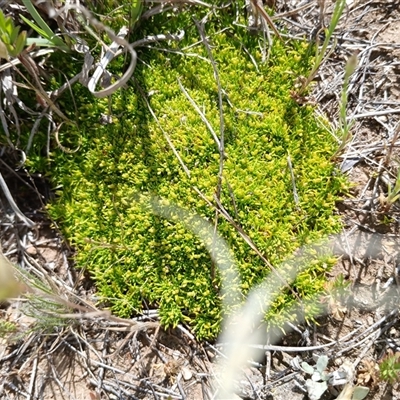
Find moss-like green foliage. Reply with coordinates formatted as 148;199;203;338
13;4;347;339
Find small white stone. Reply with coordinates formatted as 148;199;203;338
182;367;192;381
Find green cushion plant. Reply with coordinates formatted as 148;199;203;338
9;2;348;339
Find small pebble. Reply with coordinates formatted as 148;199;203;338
25;246;37;256
182;367;192;381
206;350;215;359
390;327;399;338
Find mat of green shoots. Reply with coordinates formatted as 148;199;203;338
42;5;347;339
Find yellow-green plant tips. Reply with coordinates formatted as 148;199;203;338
21;5;348;339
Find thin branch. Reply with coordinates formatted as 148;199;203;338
178;78;221;150
0;172;35;228
136;81;192;179
195;17;227;282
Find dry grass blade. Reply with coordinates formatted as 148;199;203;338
178;78;221;150
137;81;192;178
0;173;35;228
16;47;70;121
250;0;283;41
194;16;226;281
